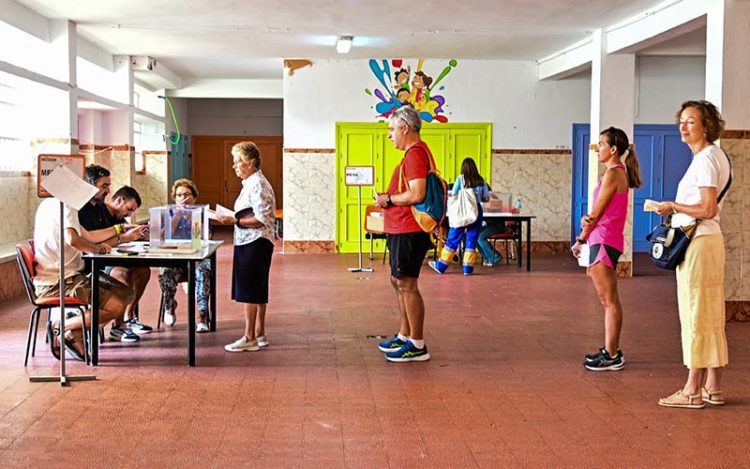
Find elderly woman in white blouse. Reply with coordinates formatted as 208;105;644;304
218;141;277;352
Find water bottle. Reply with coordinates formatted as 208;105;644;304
514;198;522;213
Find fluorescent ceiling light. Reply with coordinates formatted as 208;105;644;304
336;36;353;54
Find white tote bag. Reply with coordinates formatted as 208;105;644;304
447;188;478;228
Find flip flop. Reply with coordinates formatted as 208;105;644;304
47;321;61;360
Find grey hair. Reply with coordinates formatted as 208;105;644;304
390;106;422;133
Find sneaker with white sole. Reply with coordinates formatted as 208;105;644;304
378;335;406;353
224;336;259;352
584;349;625;371
256;335;269;347
385;341;430;362
196;322;209;333
109;323;140;343
126;319;153;334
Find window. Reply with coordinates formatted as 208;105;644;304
133;121;145;174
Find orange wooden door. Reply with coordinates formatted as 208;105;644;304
191;137;226;210
192;136;283;210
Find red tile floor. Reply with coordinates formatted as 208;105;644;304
0;230;748;467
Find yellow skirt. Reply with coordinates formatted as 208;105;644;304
676;234;728;369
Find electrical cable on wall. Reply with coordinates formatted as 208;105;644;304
158;95;181;145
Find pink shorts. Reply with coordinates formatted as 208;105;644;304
589;244;622;270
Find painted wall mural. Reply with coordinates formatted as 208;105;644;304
365;58;457;123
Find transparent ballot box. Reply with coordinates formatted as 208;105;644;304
149;205;209;253
485;192;512;212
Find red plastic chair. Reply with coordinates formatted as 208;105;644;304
16;241;88;365
487;222;521;265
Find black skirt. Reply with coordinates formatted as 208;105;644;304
231;237;274;304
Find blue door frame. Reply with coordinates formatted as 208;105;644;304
571;124;692;252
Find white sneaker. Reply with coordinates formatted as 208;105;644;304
224;336;259;352
164;310;176;327
196;322;209;333
257;335;269;347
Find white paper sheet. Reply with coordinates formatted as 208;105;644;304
215;204;235;218
643;199;659;212
577;243;590;267
40;165;98;210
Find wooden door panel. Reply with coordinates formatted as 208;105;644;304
192;138;225;211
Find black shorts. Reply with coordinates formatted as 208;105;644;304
232;238;274;304
387;232;434;278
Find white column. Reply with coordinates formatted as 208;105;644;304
49;20;77;142
706;0;750;127
588;29;636;271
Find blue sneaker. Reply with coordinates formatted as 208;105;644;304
462;264;474;275
428;260;447;274
378;335;406;353
385;341;431;362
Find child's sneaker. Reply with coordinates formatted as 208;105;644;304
428;260;447;274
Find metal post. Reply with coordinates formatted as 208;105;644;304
348;186;373;273
30;199;96;385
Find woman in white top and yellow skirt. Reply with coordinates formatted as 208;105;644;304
655;100;732;409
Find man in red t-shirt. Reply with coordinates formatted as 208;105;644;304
374;106;434;362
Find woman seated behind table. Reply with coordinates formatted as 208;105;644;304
159;179;212;332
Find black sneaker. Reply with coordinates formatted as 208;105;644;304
584;347;621;363
126;319;153;334
584;349;625;371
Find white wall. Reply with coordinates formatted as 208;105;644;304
187;98;282;136
284;57;709;149
284;59;592;149
636;55;705;124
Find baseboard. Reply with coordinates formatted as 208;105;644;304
726;301;750;322
282;241;337;254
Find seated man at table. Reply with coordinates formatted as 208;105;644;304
79;181;152;339
33;196;136;360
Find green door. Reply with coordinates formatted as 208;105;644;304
450;125;492;181
336;124;380;253
336;122;492;253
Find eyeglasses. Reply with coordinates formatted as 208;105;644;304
175;191;193;198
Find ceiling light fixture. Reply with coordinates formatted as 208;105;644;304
336;35;353;54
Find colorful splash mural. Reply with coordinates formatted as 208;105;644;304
365;58;457;123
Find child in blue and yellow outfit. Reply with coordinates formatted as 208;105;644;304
429;157;490;275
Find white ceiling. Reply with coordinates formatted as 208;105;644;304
16;0;699;80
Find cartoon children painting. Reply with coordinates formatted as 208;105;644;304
410;71;433;110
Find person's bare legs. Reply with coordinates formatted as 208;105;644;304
703;367;723;394
110;266;151;321
589;262;623;356
243;303;258;341
391;276;411;338
394;276;424;340
682;368;706;396
254;303;267;338
62;290;132;354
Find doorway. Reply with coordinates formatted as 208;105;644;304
191;135;283;210
571;124;692;252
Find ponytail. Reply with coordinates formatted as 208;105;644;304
624;143;642;189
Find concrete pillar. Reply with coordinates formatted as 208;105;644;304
588;29;636;276
49;20;77;143
705;0;750;320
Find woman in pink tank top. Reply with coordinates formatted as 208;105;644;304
571;127;642;372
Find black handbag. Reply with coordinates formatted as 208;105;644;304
646;154;732;270
646;218;698;270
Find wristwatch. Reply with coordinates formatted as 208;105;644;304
386;194;392;206
576;237;587;244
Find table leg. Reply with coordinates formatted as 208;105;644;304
209;252;217;332
526;218;532;272
90;260;100;366
187;260;196;367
